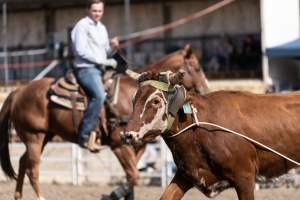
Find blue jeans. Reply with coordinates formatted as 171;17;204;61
74;67;105;143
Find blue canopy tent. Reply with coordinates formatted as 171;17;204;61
266;38;300;92
266;38;300;58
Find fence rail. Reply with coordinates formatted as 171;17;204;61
1;141;174;187
1;141;300;189
0;48;63;83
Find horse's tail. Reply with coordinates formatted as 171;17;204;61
0;92;16;180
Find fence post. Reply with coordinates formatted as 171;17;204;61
77;146;83;185
2;2;9;88
71;144;77;185
72;144;83;185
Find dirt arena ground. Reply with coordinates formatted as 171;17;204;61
0;181;300;200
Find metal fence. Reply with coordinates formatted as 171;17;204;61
0;33;263;85
0;48;64;84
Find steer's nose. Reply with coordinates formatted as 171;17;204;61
120;131;133;144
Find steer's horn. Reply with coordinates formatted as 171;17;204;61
169;70;185;85
126;69;141;80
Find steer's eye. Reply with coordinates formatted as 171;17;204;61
152;98;160;106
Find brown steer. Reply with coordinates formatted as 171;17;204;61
123;71;300;200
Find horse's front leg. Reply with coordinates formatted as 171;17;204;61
160;171;193;200
112;144;139;186
108;144;138;200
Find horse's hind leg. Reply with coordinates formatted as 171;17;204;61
15;132;53;200
14;153;27;200
26;136;46;200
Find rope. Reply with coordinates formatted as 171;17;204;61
33;60;59;81
119;0;236;48
168;106;300;166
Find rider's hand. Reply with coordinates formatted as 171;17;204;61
103;58;117;68
110;37;119;49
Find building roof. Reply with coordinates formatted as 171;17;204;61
266;38;300;58
4;0;191;11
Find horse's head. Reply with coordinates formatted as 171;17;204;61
122;70;185;146
144;44;209;94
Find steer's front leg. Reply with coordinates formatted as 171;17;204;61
160;171;193;200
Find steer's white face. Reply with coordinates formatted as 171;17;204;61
125;86;169;144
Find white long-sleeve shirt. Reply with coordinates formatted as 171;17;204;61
71;16;112;68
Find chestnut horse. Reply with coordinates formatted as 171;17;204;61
123;71;300;200
0;45;208;200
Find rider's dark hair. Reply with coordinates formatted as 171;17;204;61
87;0;104;9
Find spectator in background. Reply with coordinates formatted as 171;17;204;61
241;35;261;70
265;78;275;93
217;36;234;71
207;56;220;73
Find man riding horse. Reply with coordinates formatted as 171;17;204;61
71;0;119;152
0;45;209;200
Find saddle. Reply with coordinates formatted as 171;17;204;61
49;72;86;111
49;70;120;111
48;70;121;137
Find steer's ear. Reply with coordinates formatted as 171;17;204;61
169;70;185;85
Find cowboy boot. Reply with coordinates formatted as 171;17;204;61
87;131;102;153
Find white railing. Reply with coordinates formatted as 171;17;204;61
1;141;299;188
0;141;174;187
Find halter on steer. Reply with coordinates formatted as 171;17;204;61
139;74;187;131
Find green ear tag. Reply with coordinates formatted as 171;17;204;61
183;103;192;114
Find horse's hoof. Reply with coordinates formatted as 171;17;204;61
14;192;22;200
101;194;112;200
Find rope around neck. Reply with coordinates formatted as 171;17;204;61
168;105;300;166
